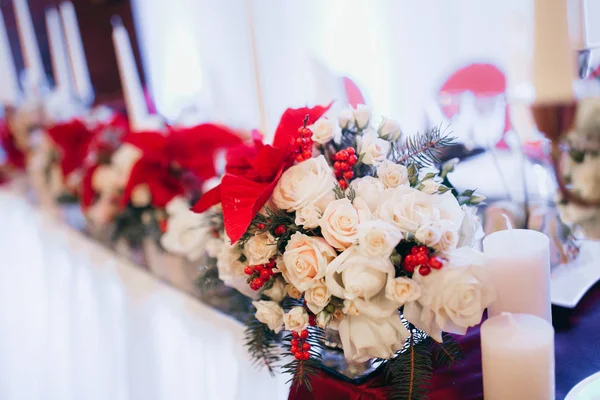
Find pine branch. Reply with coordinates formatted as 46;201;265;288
394;125;456;167
431;332;464;369
244;314;281;375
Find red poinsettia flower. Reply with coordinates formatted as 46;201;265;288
0;119;26;170
192;103;332;242
81;164;100;210
121;158;185;208
46;119;94;177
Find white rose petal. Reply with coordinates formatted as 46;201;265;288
283;306;309;333
310;118;338;144
319;197;371;250
243;232;277;265
434;220;459;252
420;179;440;195
415;220;442;247
338;313;409;363
216;238;259;299
262;277;287;302
272;155;336;212
160;208;207;262
316;311;332;329
305;279;331;314
377;118;402;141
357;219;403;258
377;160;409;188
403;247;495;342
295;204;322;229
338;108;354;129
353;104;371;129
385;277;421;305
350;177;385;213
457;205;482;248
253;300;284;333
165;196;191;216
358;131;390;166
280;232;337;292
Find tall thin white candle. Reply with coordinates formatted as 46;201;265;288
244;0;268;138
13;0;45;88
482;229;551;322
533;0;576;103
59;1;94;105
0;9;21;105
481;313;555;399
111;16;148;132
45;8;72;94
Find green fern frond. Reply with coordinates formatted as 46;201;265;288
431;333;464;369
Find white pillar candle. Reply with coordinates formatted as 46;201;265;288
533;0;576;103
481;313;555;399
111;16;148;132
12;0;45;88
571;0;587;50
0;9;21;105
59;1;94;105
482;229;551;322
45;8;72;94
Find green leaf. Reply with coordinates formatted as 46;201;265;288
421;172;438;182
460;189;476;197
437;185;451;194
408;163;419;187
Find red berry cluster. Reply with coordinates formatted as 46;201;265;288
295;124;314;163
403;246;444;276
245;258;278;290
333;147;358;190
291;329;311;360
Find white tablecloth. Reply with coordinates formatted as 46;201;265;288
0;188;289;400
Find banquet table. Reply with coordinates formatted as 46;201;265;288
0;186;598;400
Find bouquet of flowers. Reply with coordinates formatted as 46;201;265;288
190;103;494;397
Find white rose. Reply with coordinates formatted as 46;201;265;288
131;183;152;208
457;205;482;248
377;186;463;234
434;221;459;252
262;277;286;302
316;311;332;328
377;160;408;188
305;279;331;314
350;176;385;213
295;204;322;229
283;306;309;333
205;237;223;258
253;300;284;333
338;313;409;362
403;247;495;342
338;108;354;129
87;195;118;225
310;118;337;144
377;118;402;141
319;197;371;250
358;131;390;166
326;246;399;317
165;196;190;215
216;239;259;299
91;165;120;195
111;144;142;187
357;220;403;258
385;277;421;305
280;232;337;292
243;232;277;265
353;104;371;129
160;208;207;262
415;220;442;247
420;179;440;195
272;155;336;212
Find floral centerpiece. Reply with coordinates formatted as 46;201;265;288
190;103;494;397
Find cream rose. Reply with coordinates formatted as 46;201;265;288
160;206;207;262
131;184;151;207
386;277;421;305
377;160;408;188
305;279;331;314
216;239;259;299
272;155;336;212
350;176;385;212
320;198;371;250
377;186;463;234
262;277;287;302
326;246;399;317
243;232;277;265
310;118;337;144
357;219;403;258
353;104;371;129
415;220;442;247
403;247;495;342
338;313;408;362
295;204;322;229
91;165;120;195
420;179;440;195
358;131;390;166
280;233;337;292
283;306;309;333
253;300;284;333
377;118;402;141
434;221;459;252
111;144;142;187
338;108;354;129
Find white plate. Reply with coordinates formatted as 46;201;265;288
551;241;600;308
565;372;600;400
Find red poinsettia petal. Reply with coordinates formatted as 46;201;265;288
0;120;25;170
250;144;287;181
190;184;222;213
271;102;333;150
46;119;92;177
122;131;169;164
